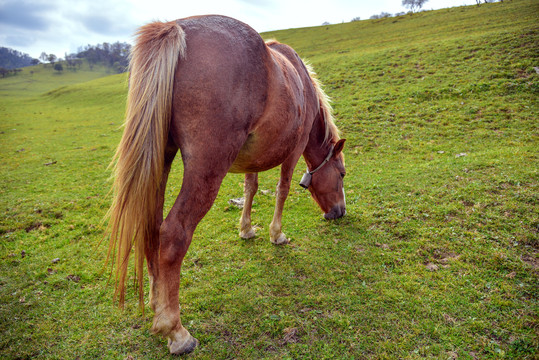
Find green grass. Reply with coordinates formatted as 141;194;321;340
0;60;117;98
1;1;538;358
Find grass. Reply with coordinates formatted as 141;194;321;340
0;60;117;98
1;0;537;358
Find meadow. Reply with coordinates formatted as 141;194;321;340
1;1;537;358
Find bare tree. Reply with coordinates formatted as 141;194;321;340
402;0;429;13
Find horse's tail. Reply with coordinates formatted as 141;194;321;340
107;21;186;308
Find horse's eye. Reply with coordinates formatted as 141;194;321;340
340;172;346;179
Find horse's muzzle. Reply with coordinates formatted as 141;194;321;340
324;205;346;220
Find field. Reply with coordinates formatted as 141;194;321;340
1;1;537;358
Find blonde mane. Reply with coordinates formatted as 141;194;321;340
265;39;339;144
305;62;340;144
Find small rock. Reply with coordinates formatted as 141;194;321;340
455;153;467;158
52;258;60;263
426;263;439;271
228;197;245;209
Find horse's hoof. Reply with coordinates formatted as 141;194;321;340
270;233;289;245
240;228;256;239
168;328;198;355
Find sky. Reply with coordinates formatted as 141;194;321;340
0;0;480;59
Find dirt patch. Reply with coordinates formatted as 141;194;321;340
521;254;538;270
25;222;49;232
281;327;299;345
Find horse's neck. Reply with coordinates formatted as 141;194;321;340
303;115;332;170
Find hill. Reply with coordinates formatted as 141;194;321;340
0;60;120;98
0;1;537;358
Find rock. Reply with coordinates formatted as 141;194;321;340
228;197;245;209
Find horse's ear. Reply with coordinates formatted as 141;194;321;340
333;139;346;157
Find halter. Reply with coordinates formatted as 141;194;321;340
299;146;334;189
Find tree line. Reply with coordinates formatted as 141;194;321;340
75;42;131;72
0;47;39;70
38;41;132;74
0;41;131;77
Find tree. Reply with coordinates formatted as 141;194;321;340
402;0;428;13
0;67;10;77
40;52;48;65
351;17;361;22
47;54;57;65
54;63;63;73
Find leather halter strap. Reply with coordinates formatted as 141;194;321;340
308;146;334;175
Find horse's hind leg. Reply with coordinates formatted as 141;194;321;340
146;140;177;312
150;145;244;354
239;173;258;239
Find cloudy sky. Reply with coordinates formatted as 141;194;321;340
1;0;479;59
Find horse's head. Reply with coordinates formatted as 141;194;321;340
301;139;346;220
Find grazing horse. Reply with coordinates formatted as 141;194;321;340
108;15;346;354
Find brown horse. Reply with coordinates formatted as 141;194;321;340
108;15;346;354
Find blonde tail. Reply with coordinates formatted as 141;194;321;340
107;21;186;308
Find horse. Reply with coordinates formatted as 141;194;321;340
107;15;346;355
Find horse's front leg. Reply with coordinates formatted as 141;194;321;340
239;173;258;239
269;165;295;245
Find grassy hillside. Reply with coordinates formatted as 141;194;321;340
0;60;117;98
1;1;537;359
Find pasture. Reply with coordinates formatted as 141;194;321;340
1;1;537;358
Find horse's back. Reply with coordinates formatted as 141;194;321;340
172;16;269;132
170;15;318;174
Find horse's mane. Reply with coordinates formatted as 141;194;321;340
265;39;339;144
305;62;340;144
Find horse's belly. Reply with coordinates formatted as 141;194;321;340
228;127;303;174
